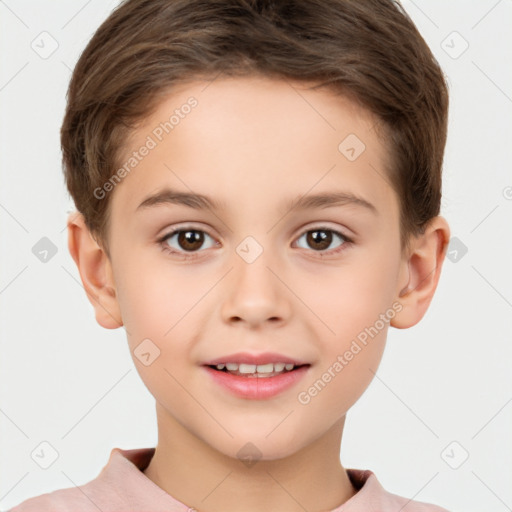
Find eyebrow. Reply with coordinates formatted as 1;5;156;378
137;189;223;211
136;188;378;216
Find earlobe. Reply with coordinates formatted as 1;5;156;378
390;216;450;329
67;211;123;329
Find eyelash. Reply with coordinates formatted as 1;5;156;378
157;226;353;260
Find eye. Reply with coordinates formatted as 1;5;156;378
295;228;352;255
158;225;352;260
159;227;217;259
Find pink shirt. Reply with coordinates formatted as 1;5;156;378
9;447;449;511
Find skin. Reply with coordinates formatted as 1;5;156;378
68;76;450;512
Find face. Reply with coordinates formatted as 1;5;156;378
106;76;406;460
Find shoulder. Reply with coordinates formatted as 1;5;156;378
7;486;101;512
342;469;450;512
7;447;132;512
7;447;181;512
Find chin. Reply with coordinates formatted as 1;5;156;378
214;430;309;464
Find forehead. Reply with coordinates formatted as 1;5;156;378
110;76;396;221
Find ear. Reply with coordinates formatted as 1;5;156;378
390;216;450;329
67;211;123;329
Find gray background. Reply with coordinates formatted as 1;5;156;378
1;1;511;510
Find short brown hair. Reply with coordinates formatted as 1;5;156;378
61;0;449;258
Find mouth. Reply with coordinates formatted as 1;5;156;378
202;360;312;400
205;362;311;378
201;352;312;399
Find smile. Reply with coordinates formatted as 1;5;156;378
203;364;311;400
209;362;301;377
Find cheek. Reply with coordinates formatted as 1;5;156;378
113;261;206;387
297;327;387;424
303;261;397;340
296;258;395;414
114;258;202;345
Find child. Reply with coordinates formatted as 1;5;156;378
9;0;452;510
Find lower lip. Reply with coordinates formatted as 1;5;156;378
202;365;310;400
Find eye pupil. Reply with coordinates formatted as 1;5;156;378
178;230;204;251
307;230;332;250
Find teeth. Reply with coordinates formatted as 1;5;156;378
255;363;274;373
215;362;297;374
239;363;257;374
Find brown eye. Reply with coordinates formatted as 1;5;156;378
176;230;205;251
306;230;332;250
296;228;349;253
162;228;215;254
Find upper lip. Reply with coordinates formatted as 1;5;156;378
202;352;310;366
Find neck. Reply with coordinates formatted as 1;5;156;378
143;404;357;512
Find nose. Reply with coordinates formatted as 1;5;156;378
220;247;292;329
